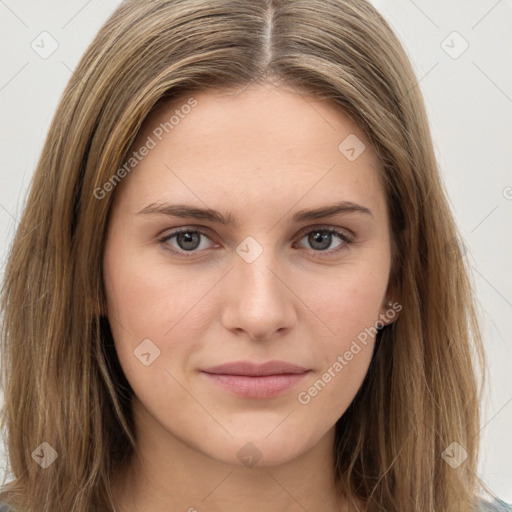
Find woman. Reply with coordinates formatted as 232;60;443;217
0;0;509;510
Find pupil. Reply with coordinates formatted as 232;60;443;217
309;231;331;251
177;232;200;251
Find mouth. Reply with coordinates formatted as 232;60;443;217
200;360;311;399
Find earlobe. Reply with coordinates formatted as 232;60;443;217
378;298;402;327
381;271;402;325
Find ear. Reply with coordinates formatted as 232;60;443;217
377;230;403;327
378;277;402;328
377;298;402;328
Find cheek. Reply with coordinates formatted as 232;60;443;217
293;256;388;410
301;260;389;346
103;243;216;380
295;276;381;423
104;241;198;335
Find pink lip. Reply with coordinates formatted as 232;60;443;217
201;360;311;399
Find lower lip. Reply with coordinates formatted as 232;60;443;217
201;372;310;399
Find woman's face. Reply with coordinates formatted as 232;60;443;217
103;83;395;468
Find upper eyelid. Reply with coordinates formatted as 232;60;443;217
160;224;353;237
295;224;354;239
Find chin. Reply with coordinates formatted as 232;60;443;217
194;417;325;468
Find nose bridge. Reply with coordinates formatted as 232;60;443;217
221;233;296;339
234;234;283;301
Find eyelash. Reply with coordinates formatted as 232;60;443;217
157;226;354;259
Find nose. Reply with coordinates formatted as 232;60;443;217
220;247;297;341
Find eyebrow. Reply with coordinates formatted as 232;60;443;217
136;200;373;226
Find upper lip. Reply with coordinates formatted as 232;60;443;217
201;360;310;376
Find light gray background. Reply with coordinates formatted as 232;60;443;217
0;0;511;501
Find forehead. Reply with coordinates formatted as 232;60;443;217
116;83;385;216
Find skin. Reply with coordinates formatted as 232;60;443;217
104;82;397;512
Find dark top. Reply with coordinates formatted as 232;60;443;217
479;498;512;512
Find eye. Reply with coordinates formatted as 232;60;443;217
158;228;216;257
157;226;354;258
293;227;353;256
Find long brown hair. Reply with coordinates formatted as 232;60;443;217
0;0;494;510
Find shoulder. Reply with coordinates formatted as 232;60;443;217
0;498;14;512
477;497;512;512
0;501;508;512
0;497;509;512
